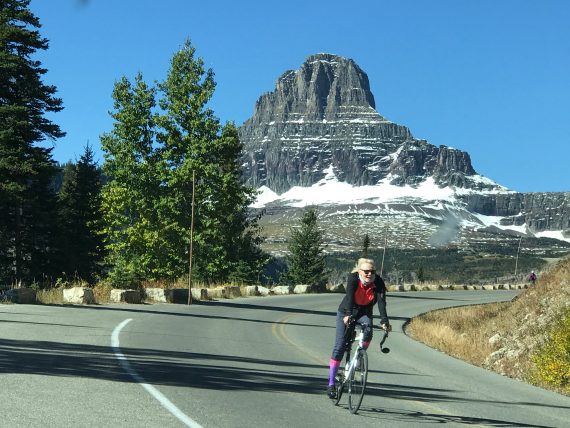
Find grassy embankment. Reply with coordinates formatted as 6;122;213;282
407;256;570;396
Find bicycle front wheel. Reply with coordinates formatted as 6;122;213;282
348;349;368;414
333;369;345;406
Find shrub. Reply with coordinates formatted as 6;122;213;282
531;308;570;392
106;257;144;289
93;282;113;304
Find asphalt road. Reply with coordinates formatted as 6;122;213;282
1;291;569;427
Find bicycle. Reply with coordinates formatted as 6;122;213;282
332;320;390;414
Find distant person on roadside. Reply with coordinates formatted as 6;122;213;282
528;270;537;285
326;258;391;399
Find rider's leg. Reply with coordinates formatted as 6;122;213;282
356;314;373;349
329;359;341;385
329;311;347;385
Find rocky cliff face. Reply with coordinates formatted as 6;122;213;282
239;53;570;246
239;53;491;194
460;192;570;232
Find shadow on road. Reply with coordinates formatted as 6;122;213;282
1;336;568;417
360;382;569;424
0;337;329;393
31;302;336;329
37;295;413;325
388;293;472;302
0;338;467;395
358;405;557;428
1;335;567;428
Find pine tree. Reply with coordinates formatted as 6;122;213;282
154;40;222;282
155;40;267;283
416;265;425;283
283;207;327;287
214;123;271;283
361;233;370;258
57;161;79;276
0;0;65;285
57;145;103;282
100;40;268;286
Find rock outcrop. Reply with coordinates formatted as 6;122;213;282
239;53;488;193
239;53;569;244
460;192;570;232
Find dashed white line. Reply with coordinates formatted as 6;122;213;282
111;319;203;428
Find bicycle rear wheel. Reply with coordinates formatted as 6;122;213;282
348;349;368;414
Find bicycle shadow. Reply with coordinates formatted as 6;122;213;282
348;382;567;427
356;405;555;428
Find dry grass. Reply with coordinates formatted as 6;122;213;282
36;287;64;304
407;256;570;395
93;282;113;304
407;302;509;365
28;278;254;306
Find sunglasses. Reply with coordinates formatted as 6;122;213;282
361;269;375;275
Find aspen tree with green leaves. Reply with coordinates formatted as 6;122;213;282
100;40;267;287
100;74;165;286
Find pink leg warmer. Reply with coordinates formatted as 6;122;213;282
329;358;341;386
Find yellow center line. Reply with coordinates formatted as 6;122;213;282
271;305;488;428
271;312;327;366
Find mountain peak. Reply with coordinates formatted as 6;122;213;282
239;53;483;194
246;53;381;126
238;54;570;249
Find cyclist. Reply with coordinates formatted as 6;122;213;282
528;270;537;285
327;258;391;399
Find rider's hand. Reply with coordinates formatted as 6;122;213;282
343;315;350;325
380;323;392;332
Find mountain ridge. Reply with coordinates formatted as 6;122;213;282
238;53;570;253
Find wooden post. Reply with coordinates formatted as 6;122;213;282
380;230;387;276
188;171;196;305
514;236;522;278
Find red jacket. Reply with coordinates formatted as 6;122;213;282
337;272;389;325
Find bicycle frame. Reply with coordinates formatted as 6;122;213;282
344;331;364;379
334;321;389;413
333;321;365;406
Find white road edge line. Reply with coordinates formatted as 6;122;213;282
111;319;203;428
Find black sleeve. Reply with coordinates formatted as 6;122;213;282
376;277;389;325
344;273;358;316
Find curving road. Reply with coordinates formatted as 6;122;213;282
1;291;569;427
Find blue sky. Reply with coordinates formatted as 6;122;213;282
30;0;569;193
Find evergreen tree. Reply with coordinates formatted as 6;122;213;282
57;161;79;275
101;40;267;286
361;233;370;258
0;0;64;285
155;40;268;283
416;265;425;283
207;122;271;283
154;40;223;282
57;145;103;282
283;207;327;287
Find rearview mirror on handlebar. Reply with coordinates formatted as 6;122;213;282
379;330;390;354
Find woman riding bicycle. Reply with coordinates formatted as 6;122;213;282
327;258;391;399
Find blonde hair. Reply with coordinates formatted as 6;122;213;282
351;258;376;273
